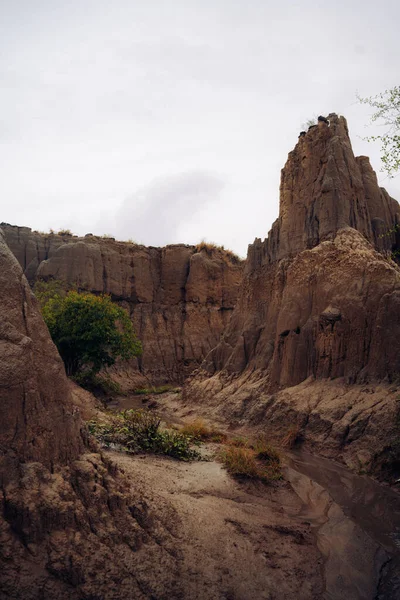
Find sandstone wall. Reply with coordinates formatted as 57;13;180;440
1;226;243;383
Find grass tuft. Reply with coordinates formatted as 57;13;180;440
195;240;242;264
180;419;226;443
219;436;282;482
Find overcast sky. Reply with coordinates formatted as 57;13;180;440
1;0;399;256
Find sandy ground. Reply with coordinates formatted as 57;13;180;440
100;390;400;600
110;449;324;600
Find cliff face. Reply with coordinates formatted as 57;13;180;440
185;115;400;476
202;115;400;388
0;230;183;599
2;227;243;382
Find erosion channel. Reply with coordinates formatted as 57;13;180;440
108;390;400;600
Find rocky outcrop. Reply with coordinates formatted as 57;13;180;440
0;230;183;599
184;115;400;476
1;226;243;383
201;115;400;387
261;114;400;264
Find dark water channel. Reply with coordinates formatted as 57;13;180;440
285;451;400;600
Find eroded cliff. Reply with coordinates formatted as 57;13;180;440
2;227;243;383
0;231;185;599
185;115;400;476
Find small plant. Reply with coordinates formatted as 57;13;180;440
88;409;200;461
58;228;73;235
180;419;226;443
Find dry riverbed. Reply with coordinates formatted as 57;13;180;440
99;390;400;600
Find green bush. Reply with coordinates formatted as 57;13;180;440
88;409;200;461
38;287;141;376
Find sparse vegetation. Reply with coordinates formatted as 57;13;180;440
180;418;226;443
227;436;249;448
195;240;242;264
281;425;302;449
88;409;201;461
301;115;318;130
358;86;400;177
58;228;73;235
252;435;281;462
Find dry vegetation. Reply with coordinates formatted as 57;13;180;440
281;425;302;449
219;434;282;482
180;418;227;443
195;240;242;264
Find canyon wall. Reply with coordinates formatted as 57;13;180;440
0;230;183;599
201;114;400;387
2;227;243;383
185;115;400;475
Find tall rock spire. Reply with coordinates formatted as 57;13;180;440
203;115;400;388
249;114;400;270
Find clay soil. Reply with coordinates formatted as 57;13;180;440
104;390;400;600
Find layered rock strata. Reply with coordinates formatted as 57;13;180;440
2;226;243;382
0;231;182;599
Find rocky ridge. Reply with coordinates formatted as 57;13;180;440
2;227;243;383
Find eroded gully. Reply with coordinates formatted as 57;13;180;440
112;392;400;599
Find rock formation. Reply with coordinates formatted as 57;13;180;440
185;115;400;476
2;227;243;383
0;230;183;599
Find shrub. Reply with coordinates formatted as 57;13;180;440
180;419;226;443
58;228;73;235
88;409;200;461
219;438;282;482
40;289;142;376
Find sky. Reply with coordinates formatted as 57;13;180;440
1;0;399;257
